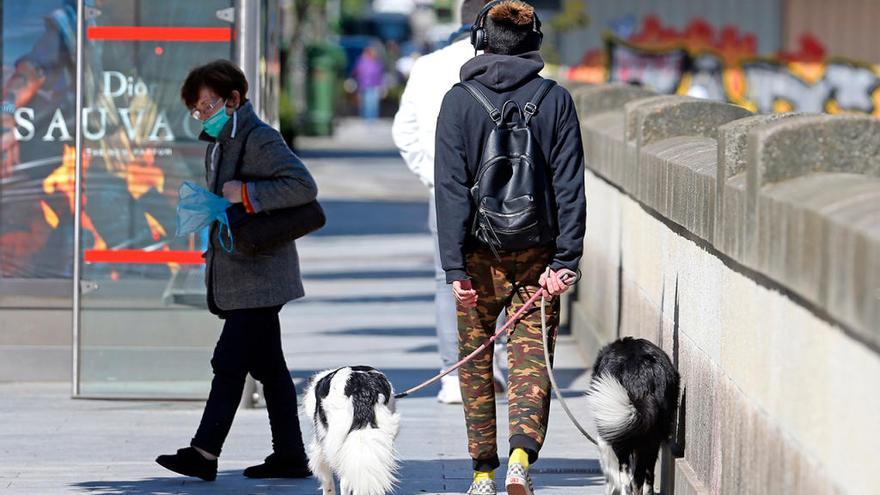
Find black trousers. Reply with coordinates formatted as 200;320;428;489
191;305;307;460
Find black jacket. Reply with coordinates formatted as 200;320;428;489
434;51;586;282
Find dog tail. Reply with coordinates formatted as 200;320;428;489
334;402;401;495
587;373;642;442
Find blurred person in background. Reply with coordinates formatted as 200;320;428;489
352;45;384;120
392;0;506;406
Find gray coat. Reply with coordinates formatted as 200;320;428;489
202;101;318;312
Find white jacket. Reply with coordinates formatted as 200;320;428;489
392;38;475;191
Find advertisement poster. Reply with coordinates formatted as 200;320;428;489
1;0;233;280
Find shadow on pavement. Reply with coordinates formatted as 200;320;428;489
70;470;313;494
329;326;436;337
303;269;435;280
297;148;403;159
304;293;434;304
71;458;603;494
313;199;428;237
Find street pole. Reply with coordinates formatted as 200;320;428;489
71;0;84;398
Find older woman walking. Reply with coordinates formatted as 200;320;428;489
156;60;317;482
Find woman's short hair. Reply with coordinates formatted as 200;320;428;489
181;60;248;108
484;0;541;55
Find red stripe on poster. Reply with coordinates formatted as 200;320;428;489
84;250;205;265
87;26;232;42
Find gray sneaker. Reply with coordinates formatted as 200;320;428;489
505;463;534;495
466;478;497;495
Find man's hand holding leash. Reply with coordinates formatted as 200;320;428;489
539;267;576;298
453;279;479;308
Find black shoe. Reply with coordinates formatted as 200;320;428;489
156;447;218;481
243;453;311;479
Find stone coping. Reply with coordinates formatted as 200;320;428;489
575;84;880;347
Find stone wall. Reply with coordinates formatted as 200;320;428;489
569;84;880;494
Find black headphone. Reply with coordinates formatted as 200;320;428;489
470;0;543;52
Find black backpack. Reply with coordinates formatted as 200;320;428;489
457;78;557;258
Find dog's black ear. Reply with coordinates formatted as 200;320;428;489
316;370;340;399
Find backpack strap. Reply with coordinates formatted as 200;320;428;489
457;81;503;126
523;79;557;125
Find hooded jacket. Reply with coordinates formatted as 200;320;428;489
434;51;586;282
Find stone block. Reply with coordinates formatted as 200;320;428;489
582;111;628;185
717;371;841;495
717;265;880;494
674;458;710;495
716;173;748;262
758;173;880;351
620;96;749;214
673;231;724;364
715;113;808;262
745;114;880;260
717;113;809;184
678;334;719;489
619;196;666;313
571;83;655;122
640;137;717;241
747;115;880;188
624;96;752;149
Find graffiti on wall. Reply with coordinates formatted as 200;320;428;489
567;16;880;117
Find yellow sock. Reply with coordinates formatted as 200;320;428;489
473;470;495;482
509;448;530;469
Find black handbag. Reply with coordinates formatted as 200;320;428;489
223;129;326;256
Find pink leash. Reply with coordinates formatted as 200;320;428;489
394;269;578;399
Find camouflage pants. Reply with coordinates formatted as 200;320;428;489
457;246;559;471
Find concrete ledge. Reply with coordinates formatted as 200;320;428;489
579;86;880;345
570;83;656;122
759;173;880;347
748;115;880;186
621;96;751;210
715;113;809;260
582;111;628;186
745;114;880;341
640;137;718;242
624;96;752;149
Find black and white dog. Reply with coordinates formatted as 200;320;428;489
586;338;680;495
303;366;400;495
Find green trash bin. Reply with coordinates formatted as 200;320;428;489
306;43;345;136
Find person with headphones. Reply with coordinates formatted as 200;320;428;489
392;0;510;406
433;1;586;494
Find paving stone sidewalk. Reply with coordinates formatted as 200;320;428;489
0;120;604;494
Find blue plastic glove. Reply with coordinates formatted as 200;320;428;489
175;181;234;252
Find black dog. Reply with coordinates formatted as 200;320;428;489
586;337;680;495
